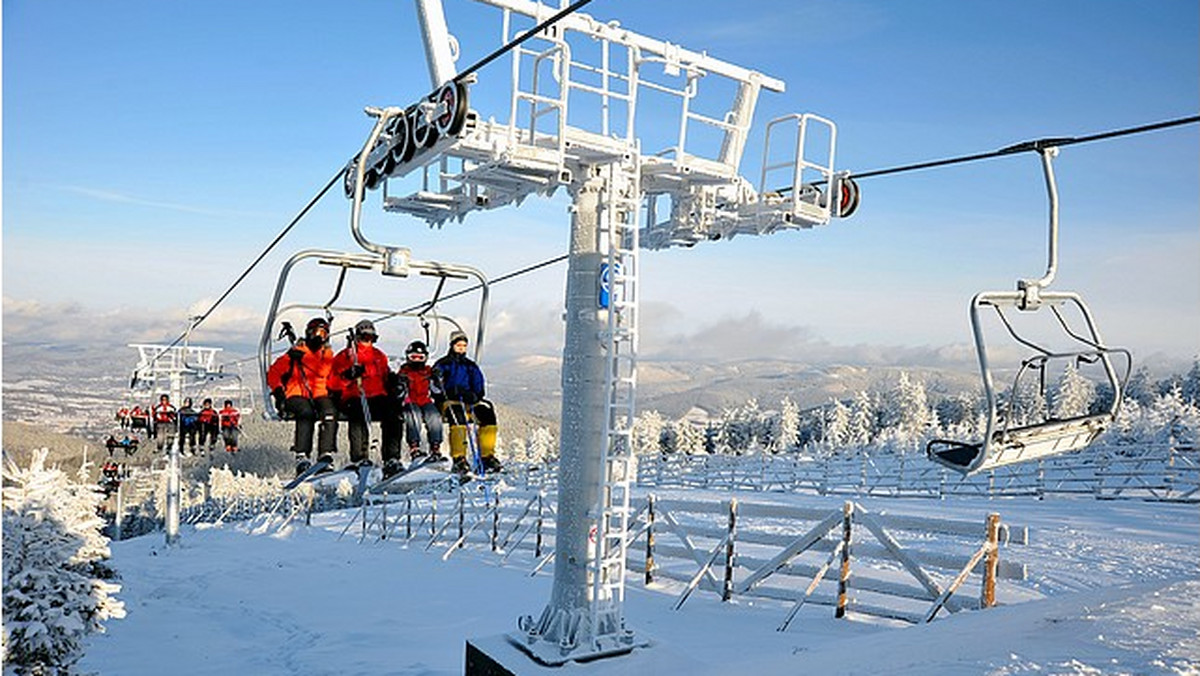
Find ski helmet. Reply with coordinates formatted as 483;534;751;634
305;317;330;341
405;340;428;361
354;319;377;339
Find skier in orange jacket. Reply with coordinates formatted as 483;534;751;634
267;317;338;476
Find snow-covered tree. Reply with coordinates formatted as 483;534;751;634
777;396;800;452
3;449;126;673
525;427;557;464
1123;366;1156;407
847;390;874;448
1006;378;1047;426
895;372;935;440
674;420;706;455
631;411;666;455
1182;358;1200;405
1052;363;1096;419
717;399;762;454
824;398;851;449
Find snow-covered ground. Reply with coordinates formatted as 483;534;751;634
81;492;1199;675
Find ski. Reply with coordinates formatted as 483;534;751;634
282;460;332;490
368;456;450;495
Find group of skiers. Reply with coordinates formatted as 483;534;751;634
266;317;501;481
113;395;241;456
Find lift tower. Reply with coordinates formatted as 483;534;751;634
127;342;223;545
345;0;858;665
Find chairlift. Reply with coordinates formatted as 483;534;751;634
256;248;489;420
926;146;1132;475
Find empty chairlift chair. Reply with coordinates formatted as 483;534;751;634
926;145;1131;475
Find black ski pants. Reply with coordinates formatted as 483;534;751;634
340;395;402;464
285;395;338;458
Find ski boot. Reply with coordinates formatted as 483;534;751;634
426;443;447;464
482;455;503;475
382;458;406;480
294;452;312;478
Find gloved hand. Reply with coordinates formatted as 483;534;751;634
271;388;287;416
287;347;305;361
342;364;365;380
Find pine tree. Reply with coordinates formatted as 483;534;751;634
1124;366;1155;406
526;427;556;464
777;396;800;452
1182;358;1200;405
847;390;874;448
632;411;666;455
1052;363;1096;419
674;420;706;455
825;399;851;450
3;450;126;672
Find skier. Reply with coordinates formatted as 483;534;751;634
105;435;119;457
218;399;241;453
328;319;403;475
129;405;149;432
99;460;121;497
397;340;445;466
433;330;502;477
151;394;177;453
116;407;130;429
178;397;199;455
267;316;339;476
197;398;220;454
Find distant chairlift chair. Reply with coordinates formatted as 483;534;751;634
926;145;1132;475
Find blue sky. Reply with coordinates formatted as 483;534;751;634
4;0;1198;370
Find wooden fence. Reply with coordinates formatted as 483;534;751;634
339;488;1029;627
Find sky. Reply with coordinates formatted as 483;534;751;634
77;486;1200;675
3;0;1198;373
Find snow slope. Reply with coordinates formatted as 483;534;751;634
81;493;1199;675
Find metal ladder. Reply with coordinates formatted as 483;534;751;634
589;154;641;645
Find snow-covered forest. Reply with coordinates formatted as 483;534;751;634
601;361;1200;461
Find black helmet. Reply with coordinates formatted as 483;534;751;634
405;341;428;360
354;319;377;339
305;317;330;341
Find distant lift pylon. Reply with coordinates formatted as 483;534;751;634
926;145;1132;475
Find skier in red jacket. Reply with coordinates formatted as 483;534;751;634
218;400;241;453
396;340;445;467
329;319;403;474
197;398;220;454
151;394;177;453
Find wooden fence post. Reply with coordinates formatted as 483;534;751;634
723;498;738;602
645;494;656;585
981;512;1000;608
835;500;853;619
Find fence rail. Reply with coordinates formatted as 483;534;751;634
636;443;1199;502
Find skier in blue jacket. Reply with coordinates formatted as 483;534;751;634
433;330;501;476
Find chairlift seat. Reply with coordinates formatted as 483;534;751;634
928;412;1109;473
